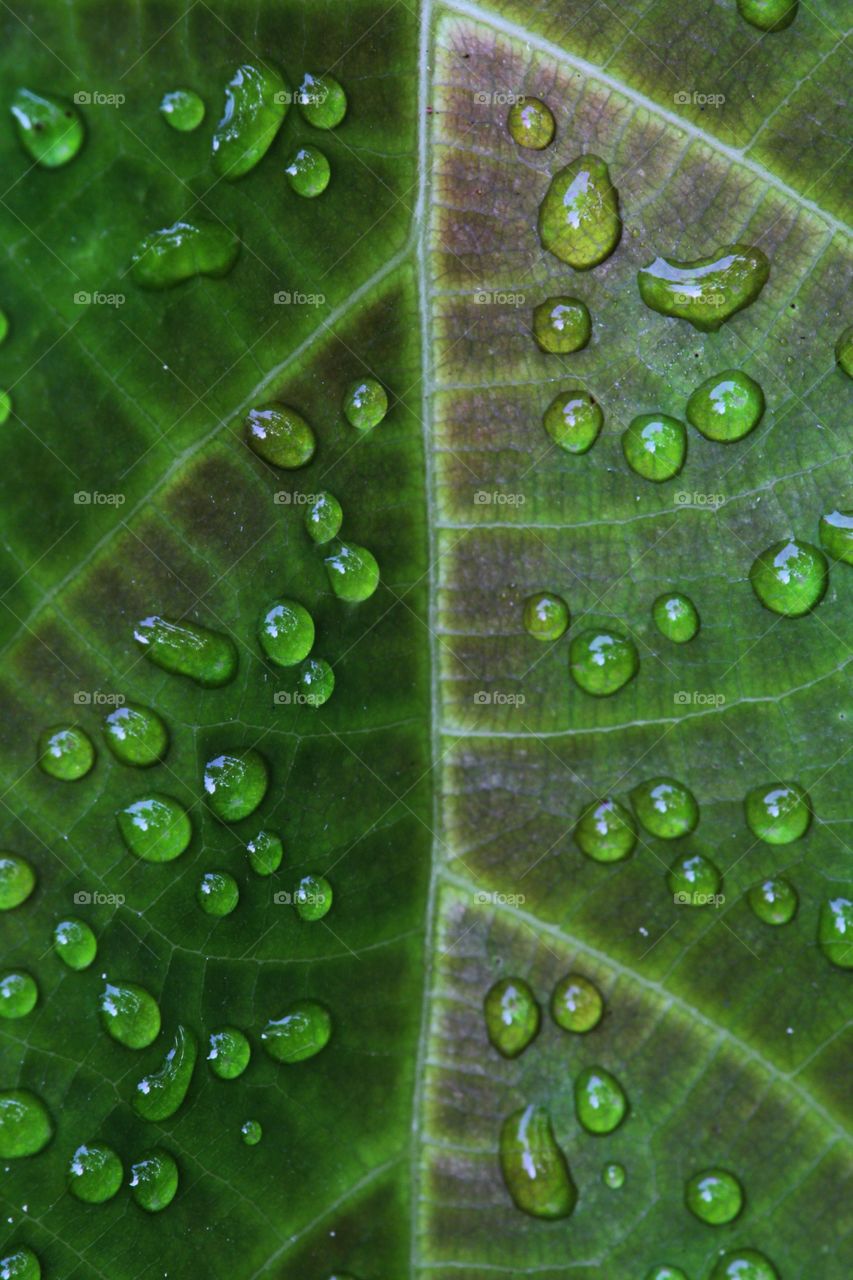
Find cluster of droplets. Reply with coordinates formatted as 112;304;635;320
520;589;639;698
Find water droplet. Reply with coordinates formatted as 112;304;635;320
53;917;97;969
551;973;603;1032
522;591;569;641
685;1167;743;1224
622;414;686;482
0;972;37;1019
241;1118;262;1145
211;63;289;179
134;614;238;687
667;853;722;904
285;145;331;197
297;74;347;129
37;725;95;781
637;244;770;331
246;830;283;876
652;592;699;643
0;1247;40;1279
294;874;333;921
324;541;380;602
133;1025;197;1121
750;538;828;616
295;658;335;706
532;296;591;353
129;1149;179;1212
499;1105;576;1219
819;509;853;564
737;0;797;31
203;750;268;823
574;1066;628;1133
207;1027;251;1078
538;154;621;269
507;97;555;149
483;977;540;1058
631;777;699;839
710;1250;778;1280
744;781;810;844
686;369;764;442
0;1091;52;1158
197;870;239;917
10;89;84;168
0;390;11;425
245;402;316;469
817;897;853;969
645;1267;687;1280
160;88;205;131
543;389;603;454
261;1001;332;1063
569;629;639;697
602;1161;625;1188
68;1143;123;1203
130;219;240;288
747;877;798;925
836;325;853;377
98;981;160;1049
0;308;8;345
259;598;315;666
103;702;168;767
117;794;192;862
0;855;36;911
342;378;388;431
574;798;636;862
304;491;343;544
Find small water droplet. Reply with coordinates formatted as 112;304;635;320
11;89;84;167
53;917;97;969
285;145;331;196
159;88;205;132
667;852;722;904
631;777;699;838
543;390;603;454
261;1001;332;1063
133;1025;197;1121
129;1149;179;1212
532;296;591;353
0;1091;52;1158
737;0;797;31
342;378;388;431
304;491;343;544
574;1066;628;1133
0;855;36;911
836;325;853;377
134;614;238;686
483;977;540;1058
818;897;853;968
103;702;168;767
245;402;316;469
295;657;335;706
241;1118;262;1145
324;541;380;602
203;750;268;823
574;798;636;862
685;1167;743;1224
37;725;95;781
710;1250;778;1280
652;592;699;643
744;781;810;844
749;539;828;616
207;1027;251;1079
212;63;290;179
645;1267;687;1280
538;154;621;268
246;830;284;876
118;794;192;862
507;97;555;149
551;973;604;1032
499;1104;576;1219
522;591;569;641
130;219;240;288
0;1246;41;1279
686;369;764;442
68;1143;123;1203
818;509;853;564
602;1161;625;1189
297;73;347;129
747;877;798;925
0;390;11;425
0;972;37;1019
0;309;8;345
294;874;333;921
622;414;686;482
258;598;315;666
638;245;770;331
569;629;639;696
197;870;239;917
98;981;161;1049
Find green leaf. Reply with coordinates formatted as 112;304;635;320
0;1;850;1278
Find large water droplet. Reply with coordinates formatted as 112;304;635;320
241;1118;262;1145
737;0;797;31
622;414;686;482
133;1024;197;1121
304;491;343;544
744;781;810;844
817;897;853;969
211;63;289;179
197;870;239;917
103;702;168;767
53;917;97;969
538;154;621;269
668;852;722;905
543;389;603;454
749;539;828;616
294;874;333;921
259;599;315;666
631;777;699;839
261;1001;332;1063
569;629;639;696
818;509;853;564
637;245;770;331
551;973;603;1032
207;1027;251;1079
37;725;95;781
685;1167;743;1224
98;981;161;1049
574;1066;628;1133
160;88;205;132
134;614;237;687
130;219;240;288
129;1149;179;1212
245;402;316;469
602;1161;625;1189
499;1105;576;1219
203;750;268;823
68;1143;123;1203
483;977;540;1058
747;876;798;925
686;369;764;442
0;1091;52;1157
324;541;380;602
652;592;699;643
0;972;37;1019
295;657;335;707
246;830;284;877
574;798;636;862
507;97;555;149
0;854;36;911
522;591;569;641
11;89;84;168
285;145;331;197
533;296;591;353
0;1247;40;1279
118;794;192;862
297;74;347;129
836;325;853;377
710;1250;778;1280
342;378;388;431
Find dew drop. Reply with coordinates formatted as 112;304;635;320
297;73;347;129
129;1149;179;1212
645;1267;688;1280
324;541;380;602
499;1104;576;1219
749;539;828;616
574;1065;628;1134
538;154;621;269
638;244;770;331
574;797;636;862
686;369;764;442
10;89;84;168
342;377;388;430
211;63;290;179
817;897;853;969
246;830;284;877
134;614;238;687
130;219;240;288
245;402;316;469
197;870;239;917
0;308;8;345
295;657;335;707
631;777;699;839
98;981;160;1049
285;145;331;197
0;855;36;911
543;389;603;454
622;414;686;482
68;1143;123;1203
602;1161;625;1188
744;781;810;844
0;390;11;425
133;1024;197;1121
522;591;569;641
160;88;205;131
103;702;168;767
0;1246;40;1279
818;509;853;565
53;917;97;969
117;794;192;862
551;973;604;1032
836;325;853;377
652;592;699;643
241;1118;262;1145
37;725;95;781
747;877;798;926
0;1091;52;1158
207;1027;251;1079
685;1167;743;1224
569;628;639;697
261;1001;332;1063
710;1250;778;1280
203;750;268;823
737;0;798;31
667;852;722;904
294;874;333;921
507;97;555;149
304;491;343;544
259;598;315;666
483;977;540;1058
532;296;591;353
0;972;37;1019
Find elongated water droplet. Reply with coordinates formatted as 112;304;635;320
538;154;621;269
836;325;853;377
638;245;770;331
103;702;168;767
737;0;797;31
294;874;333;921
212;63;289;179
819;509;853;564
744;781;810;844
747;876;798;925
631;777;699;839
99;981;160;1049
818;897;853;968
68;1143;123;1203
0;390;11;425
295;657;335;707
0;1247;40;1279
11;88;84;168
652;592;699;643
574;1066;628;1133
261;1001;332;1063
574;798;636;862
246;830;283;876
197;870;239;917
297;74;347;129
241;1118;262;1145
245;402;316;469
324;541;380;602
160;88;205;131
603;1161;625;1188
203;750;268;822
342;378;388;430
543;389;603;454
118;794;192;862
53;917;97;969
130;1149;179;1211
0;308;8;345
750;538;828;615
551;973;604;1032
133;1025;197;1121
130;219;240;288
134;614;237;687
0;972;37;1019
207;1027;251;1079
38;725;95;781
533;296;591;353
522;591;569;641
569;629;639;697
710;1250;778;1280
0;1091;52;1157
304;491;343;544
686;369;764;442
483;977;540;1058
259;598;314;666
622;414;686;482
668;853;722;905
507;97;555;149
499;1105;576;1219
0;855;36;910
685;1167;743;1223
285;145;331;197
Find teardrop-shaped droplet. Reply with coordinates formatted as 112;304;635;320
246;830;283;876
99;981;161;1049
638;245;770;331
538;154;621;269
324;541;380;602
68;1143;123;1203
38;725;95;781
0;1246;41;1279
744;781;810;844
258;599;315;666
622;414;686;481
0;1090;53;1158
686;369;764;442
241;1118;262;1145
295;658;335;707
685;1167;743;1224
749;539;828;616
304;491;343;544
134;614;237;687
737;0;797;31
53;917;97;969
603;1161;625;1189
117;794;192;862
297;73;347;129
129;1149;179;1212
574;797;636;862
818;509;853;564
211;63;289;179
261;1001;332;1063
133;1025;197;1121
203;750;268;823
285;145;331;197
160;88;205;131
551;973;604;1032
245;402;316;469
569;629;639;696
103;702;169;767
668;853;722;905
533;296;591;353
207;1027;251;1079
197;870;239;917
294;873;333;921
747;876;798;925
0;971;38;1019
342;378;388;430
483;977;540;1058
631;777;699;839
836;325;853;377
817;897;853;969
499;1105;576;1219
543;389;603;454
0;854;36;911
130;219;240;288
574;1065;628;1134
507;97;555;149
11;88;84;168
652;592;699;643
710;1250;778;1280
522;591;569;641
